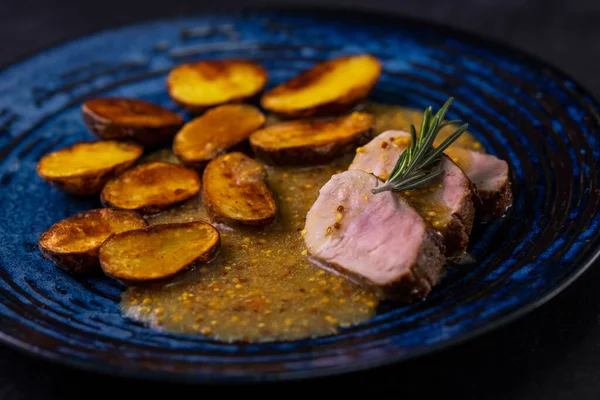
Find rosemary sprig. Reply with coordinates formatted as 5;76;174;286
372;97;469;194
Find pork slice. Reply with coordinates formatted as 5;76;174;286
444;147;512;221
304;170;446;302
349;130;475;257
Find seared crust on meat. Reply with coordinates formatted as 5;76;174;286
442;160;478;258
308;227;445;302
478;179;513;221
379;227;446;301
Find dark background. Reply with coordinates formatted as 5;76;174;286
1;0;600;398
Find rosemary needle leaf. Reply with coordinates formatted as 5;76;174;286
372;97;468;195
418;107;432;146
420;123;469;167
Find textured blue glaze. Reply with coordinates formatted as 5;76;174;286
0;10;599;381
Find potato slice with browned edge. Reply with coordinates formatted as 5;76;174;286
167;60;268;113
99;222;221;283
203;152;276;225
39;209;147;274
101;162;200;215
261;54;381;117
82;98;183;147
250;112;375;165
37;141;143;195
173;104;265;169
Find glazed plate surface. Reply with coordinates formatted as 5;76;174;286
0;9;599;381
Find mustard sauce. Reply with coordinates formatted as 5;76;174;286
121;104;486;342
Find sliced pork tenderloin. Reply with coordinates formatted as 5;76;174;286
349;130;475;257
303;170;446;302
444;147;512;221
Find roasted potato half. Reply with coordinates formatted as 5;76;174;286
38;209;147;274
250;112;375;165
82;98;183;147
203;152;277;226
261;54;381;117
99;222;221;283
167;60;268;113
173;104;265;169
37;141;143;195
101;162;201;215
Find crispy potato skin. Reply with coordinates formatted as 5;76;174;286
261;54;381;118
39;248;100;275
82;98;183;147
167;60;268;113
37;141;143;195
250;112;375;166
100;162;201;215
99;222;221;283
38;209;147;274
203;152;277;226
173;105;265;170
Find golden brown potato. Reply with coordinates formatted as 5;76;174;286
101;162;201;215
38;209;147;274
250;112;375;165
261;54;381;117
37;141;143;195
82;98;183;147
99;222;221;283
203;152;277;226
167;60;268;113
173;104;265;169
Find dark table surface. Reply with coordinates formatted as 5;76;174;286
1;0;600;398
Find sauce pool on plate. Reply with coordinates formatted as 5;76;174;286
121;104;485;342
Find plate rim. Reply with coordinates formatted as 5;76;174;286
1;5;599;383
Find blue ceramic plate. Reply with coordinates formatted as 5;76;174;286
1;9;599;382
